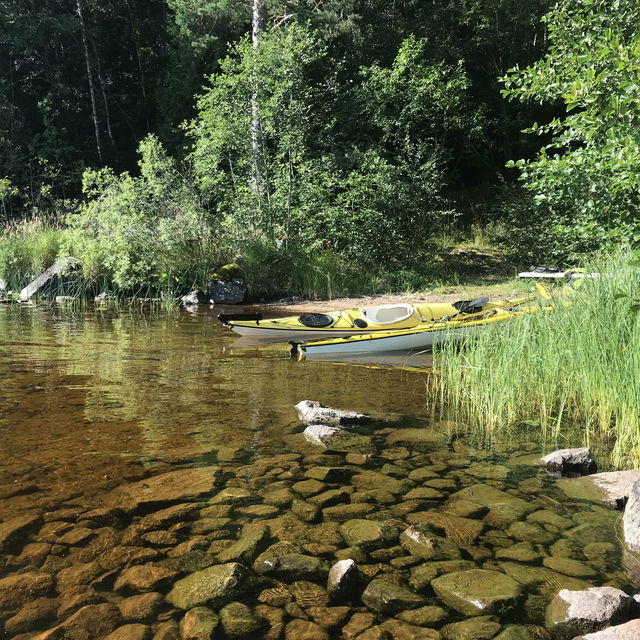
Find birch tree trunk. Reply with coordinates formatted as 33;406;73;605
76;0;102;161
250;0;267;230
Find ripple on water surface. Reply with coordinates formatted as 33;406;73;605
0;305;634;639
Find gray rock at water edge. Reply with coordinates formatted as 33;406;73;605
0;277;6;292
559;470;640;508
19;256;80;300
545;587;636;638
623;479;640;551
540;448;596;475
295;400;371;426
207;278;246;304
327;559;361;600
573;619;640;639
181;290;208;307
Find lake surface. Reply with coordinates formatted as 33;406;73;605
0;304;634;639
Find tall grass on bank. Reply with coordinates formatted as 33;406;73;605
240;238;377;299
433;251;640;468
0;217;65;291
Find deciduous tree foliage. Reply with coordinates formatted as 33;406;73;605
502;0;640;257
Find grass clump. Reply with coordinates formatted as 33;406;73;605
433;249;640;468
0;217;66;291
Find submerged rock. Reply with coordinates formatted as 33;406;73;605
440;615;501;640
361;579;424;614
302;425;374;453
220;601;263;637
339;519;399;551
545;587;635;637
114;564;178;593
0;572;54;614
0;513;43;553
540;448;596;474
104;624;153;640
327;559;361;600
217;523;270;564
399;524;461;561
42;603;123;640
431;569;522;617
295;400;370;425
165;563;252;610
109;467;222;511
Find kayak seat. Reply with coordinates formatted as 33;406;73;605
361;304;413;324
299;313;334;328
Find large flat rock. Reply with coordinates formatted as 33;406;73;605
108;467;223;511
558;470;640;507
431;569;522;617
166;563;252;610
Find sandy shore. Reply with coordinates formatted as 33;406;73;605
260;288;525;313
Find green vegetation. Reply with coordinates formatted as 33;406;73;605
433;250;640;467
502;0;640;259
0;0;639;301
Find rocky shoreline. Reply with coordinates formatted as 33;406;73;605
1;403;640;639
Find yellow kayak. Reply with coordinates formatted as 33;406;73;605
218;296;530;340
291;305;537;356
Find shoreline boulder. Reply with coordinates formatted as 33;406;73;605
545;587;635;638
295;401;371;426
540;448;596;475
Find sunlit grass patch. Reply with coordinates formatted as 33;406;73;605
433;250;640;468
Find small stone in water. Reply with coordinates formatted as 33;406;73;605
440;615;501;640
220;601;264;637
114;564;179;593
361;578;424;614
431;569;522;617
327;559;361;600
339;519;399;551
399;524;462;561
104;623;155;640
285;618;330;640
494;542;542;564
542;557;598;579
397;605;448;626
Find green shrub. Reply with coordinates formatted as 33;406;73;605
63;135;226;296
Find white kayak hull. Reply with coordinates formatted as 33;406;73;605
295;325;477;355
230;324;376;338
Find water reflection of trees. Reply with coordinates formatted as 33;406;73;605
1;307;433;467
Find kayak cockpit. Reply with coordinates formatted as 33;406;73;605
360;303;414;324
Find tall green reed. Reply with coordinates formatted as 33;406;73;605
433;250;640;468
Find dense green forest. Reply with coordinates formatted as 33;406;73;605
1;0;638;297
